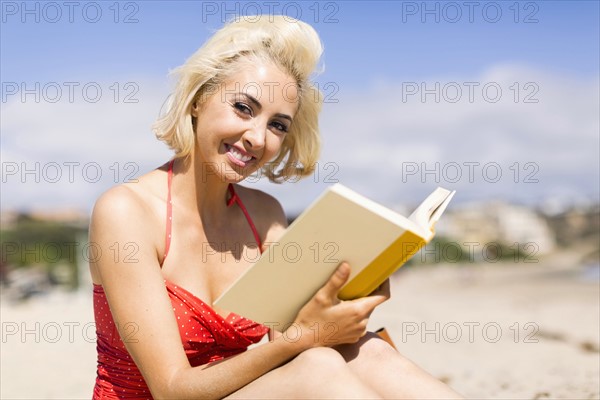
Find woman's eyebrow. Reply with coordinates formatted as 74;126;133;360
240;92;263;110
240;92;293;122
275;113;293;123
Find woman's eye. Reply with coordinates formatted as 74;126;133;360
271;121;289;133
233;102;252;115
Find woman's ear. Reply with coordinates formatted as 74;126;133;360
191;101;199;117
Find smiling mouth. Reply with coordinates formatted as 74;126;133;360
225;144;255;166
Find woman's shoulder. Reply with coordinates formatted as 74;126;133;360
88;163;171;283
233;185;285;218
94;167;161;210
233;185;288;241
233;184;280;205
90;164;169;237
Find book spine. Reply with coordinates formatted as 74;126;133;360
338;231;426;300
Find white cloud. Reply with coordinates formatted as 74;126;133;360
311;64;599;209
1;80;173;212
1;65;598;215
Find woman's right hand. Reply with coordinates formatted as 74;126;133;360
289;262;388;349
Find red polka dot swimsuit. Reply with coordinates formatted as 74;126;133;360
92;160;269;399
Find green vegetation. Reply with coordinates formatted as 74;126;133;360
1;214;87;289
405;236;534;267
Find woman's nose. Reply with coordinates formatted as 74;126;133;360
243;123;266;150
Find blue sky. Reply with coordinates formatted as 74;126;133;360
2;1;598;81
1;1;599;214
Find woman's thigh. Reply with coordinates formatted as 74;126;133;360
334;333;464;399
225;347;381;399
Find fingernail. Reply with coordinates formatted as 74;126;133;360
336;266;349;278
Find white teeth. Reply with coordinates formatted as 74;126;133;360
229;146;252;162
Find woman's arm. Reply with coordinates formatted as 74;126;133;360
91;186;386;399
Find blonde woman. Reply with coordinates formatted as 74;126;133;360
89;16;463;399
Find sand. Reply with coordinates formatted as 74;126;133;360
371;262;600;400
1;261;598;399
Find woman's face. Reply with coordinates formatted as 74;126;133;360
191;61;299;182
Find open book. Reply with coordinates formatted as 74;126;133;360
214;184;455;329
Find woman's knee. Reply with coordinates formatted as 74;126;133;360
360;333;398;356
357;335;426;375
335;332;397;362
282;347;382;398
290;346;348;370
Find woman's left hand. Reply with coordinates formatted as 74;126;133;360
364;278;391;318
369;279;391;300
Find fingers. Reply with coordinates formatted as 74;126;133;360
317;262;351;303
369;278;391;299
355;318;370;340
305;263;390;345
345;292;388;321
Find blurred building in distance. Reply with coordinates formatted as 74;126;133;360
437;201;557;255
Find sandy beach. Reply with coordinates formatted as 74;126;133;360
1;260;598;399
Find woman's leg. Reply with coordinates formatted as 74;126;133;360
334;333;464;399
226;347;381;399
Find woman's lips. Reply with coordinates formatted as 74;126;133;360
225;144;255;167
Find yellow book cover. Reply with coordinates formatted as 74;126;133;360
214;184;455;329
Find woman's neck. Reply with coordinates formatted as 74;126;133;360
171;156;234;225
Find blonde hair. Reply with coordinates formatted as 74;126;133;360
153;16;324;182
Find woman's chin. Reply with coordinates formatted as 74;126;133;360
220;164;260;183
